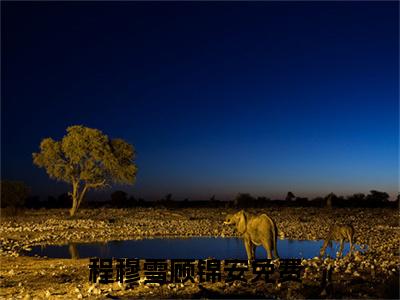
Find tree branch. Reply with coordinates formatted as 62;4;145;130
77;184;88;208
86;179;107;189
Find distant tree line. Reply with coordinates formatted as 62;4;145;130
1;180;30;214
2;181;399;211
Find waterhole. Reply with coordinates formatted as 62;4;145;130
26;237;363;259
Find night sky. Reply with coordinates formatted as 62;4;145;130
2;2;398;200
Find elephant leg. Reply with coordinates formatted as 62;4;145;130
273;240;279;259
244;237;253;264
348;234;354;255
338;239;344;258
251;244;256;261
262;240;273;259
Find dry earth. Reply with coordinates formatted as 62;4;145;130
0;207;399;299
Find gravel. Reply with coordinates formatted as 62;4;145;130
0;207;398;299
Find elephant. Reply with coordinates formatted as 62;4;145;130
223;210;279;261
319;224;354;258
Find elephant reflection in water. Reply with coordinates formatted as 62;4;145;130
224;210;279;262
68;243;80;259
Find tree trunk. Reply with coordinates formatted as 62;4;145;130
69;180;105;217
69;182;89;217
77;185;88;210
69;181;79;217
70;195;79;217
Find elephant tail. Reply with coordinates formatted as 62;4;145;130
273;221;279;258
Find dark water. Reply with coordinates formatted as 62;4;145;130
26;238;361;259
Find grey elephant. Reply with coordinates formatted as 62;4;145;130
223;210;279;261
319;224;354;258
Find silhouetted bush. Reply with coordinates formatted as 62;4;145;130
234;193;255;208
16;190;397;210
110;190;128;207
56;193;72;208
309;197;324;207
25;196;42;209
295;197;309;206
365;190;390;207
1;181;29;209
285;192;295;202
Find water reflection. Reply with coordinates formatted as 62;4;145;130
68;243;79;259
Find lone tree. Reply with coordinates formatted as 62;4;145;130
33;125;137;216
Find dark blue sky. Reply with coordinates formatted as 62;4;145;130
2;2;398;200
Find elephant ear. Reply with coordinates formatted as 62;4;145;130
237;210;247;234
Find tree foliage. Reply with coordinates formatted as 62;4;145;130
33;125;137;216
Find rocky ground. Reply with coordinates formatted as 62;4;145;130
0;207;399;299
